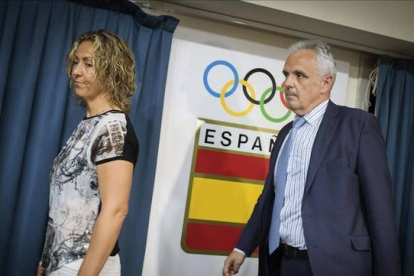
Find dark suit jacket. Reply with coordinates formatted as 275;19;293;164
236;101;401;276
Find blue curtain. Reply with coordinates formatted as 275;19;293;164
376;56;414;276
0;1;178;275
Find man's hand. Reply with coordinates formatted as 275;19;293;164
223;250;246;276
36;265;45;276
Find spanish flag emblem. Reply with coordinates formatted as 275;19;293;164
181;119;277;255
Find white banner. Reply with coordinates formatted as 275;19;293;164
143;22;349;276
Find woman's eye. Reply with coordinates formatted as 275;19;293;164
85;63;93;68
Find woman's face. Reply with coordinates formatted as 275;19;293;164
71;41;105;102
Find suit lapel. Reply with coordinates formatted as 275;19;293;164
269;123;291;172
262;123;292;239
263;123;292;197
304;101;340;196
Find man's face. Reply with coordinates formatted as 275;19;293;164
281;49;332;116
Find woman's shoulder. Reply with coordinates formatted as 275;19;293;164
96;110;128;126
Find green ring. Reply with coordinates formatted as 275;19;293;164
260;87;292;123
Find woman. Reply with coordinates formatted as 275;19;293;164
38;30;139;276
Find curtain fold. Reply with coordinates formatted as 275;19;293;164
0;1;178;275
376;56;414;276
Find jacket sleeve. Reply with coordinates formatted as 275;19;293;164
357;113;401;276
235;192;263;256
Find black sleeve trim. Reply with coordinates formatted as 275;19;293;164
95;156;135;165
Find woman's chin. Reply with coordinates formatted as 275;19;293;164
74;89;85;98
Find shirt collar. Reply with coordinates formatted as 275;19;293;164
295;99;329;127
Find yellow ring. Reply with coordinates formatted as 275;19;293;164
220;79;256;117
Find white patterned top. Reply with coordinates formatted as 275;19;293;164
40;110;138;272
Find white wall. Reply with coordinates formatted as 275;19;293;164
244;1;414;44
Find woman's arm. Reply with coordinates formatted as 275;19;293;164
78;160;134;276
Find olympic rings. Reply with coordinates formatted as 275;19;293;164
203;60;292;123
203;60;239;98
243;68;276;105
220;79;256;117
260;87;292;123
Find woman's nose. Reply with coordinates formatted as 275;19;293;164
72;64;82;78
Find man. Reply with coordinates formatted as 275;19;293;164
222;40;401;276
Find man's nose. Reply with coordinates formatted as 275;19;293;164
282;76;293;89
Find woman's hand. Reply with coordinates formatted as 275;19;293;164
36;265;45;276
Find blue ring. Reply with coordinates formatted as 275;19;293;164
203;60;239;98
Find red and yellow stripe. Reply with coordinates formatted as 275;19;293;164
183;147;268;254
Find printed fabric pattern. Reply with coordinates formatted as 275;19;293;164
40;112;131;272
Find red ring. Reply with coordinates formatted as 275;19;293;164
279;90;290;109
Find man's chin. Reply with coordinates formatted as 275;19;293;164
286;100;297;110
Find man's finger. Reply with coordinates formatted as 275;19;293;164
231;262;242;274
223;260;234;276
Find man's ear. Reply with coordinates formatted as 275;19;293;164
321;75;334;95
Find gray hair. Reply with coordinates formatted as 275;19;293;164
289;40;337;81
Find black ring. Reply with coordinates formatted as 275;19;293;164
242;68;276;105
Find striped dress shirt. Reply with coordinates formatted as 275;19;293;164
276;99;329;250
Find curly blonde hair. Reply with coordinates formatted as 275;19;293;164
67;30;136;113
